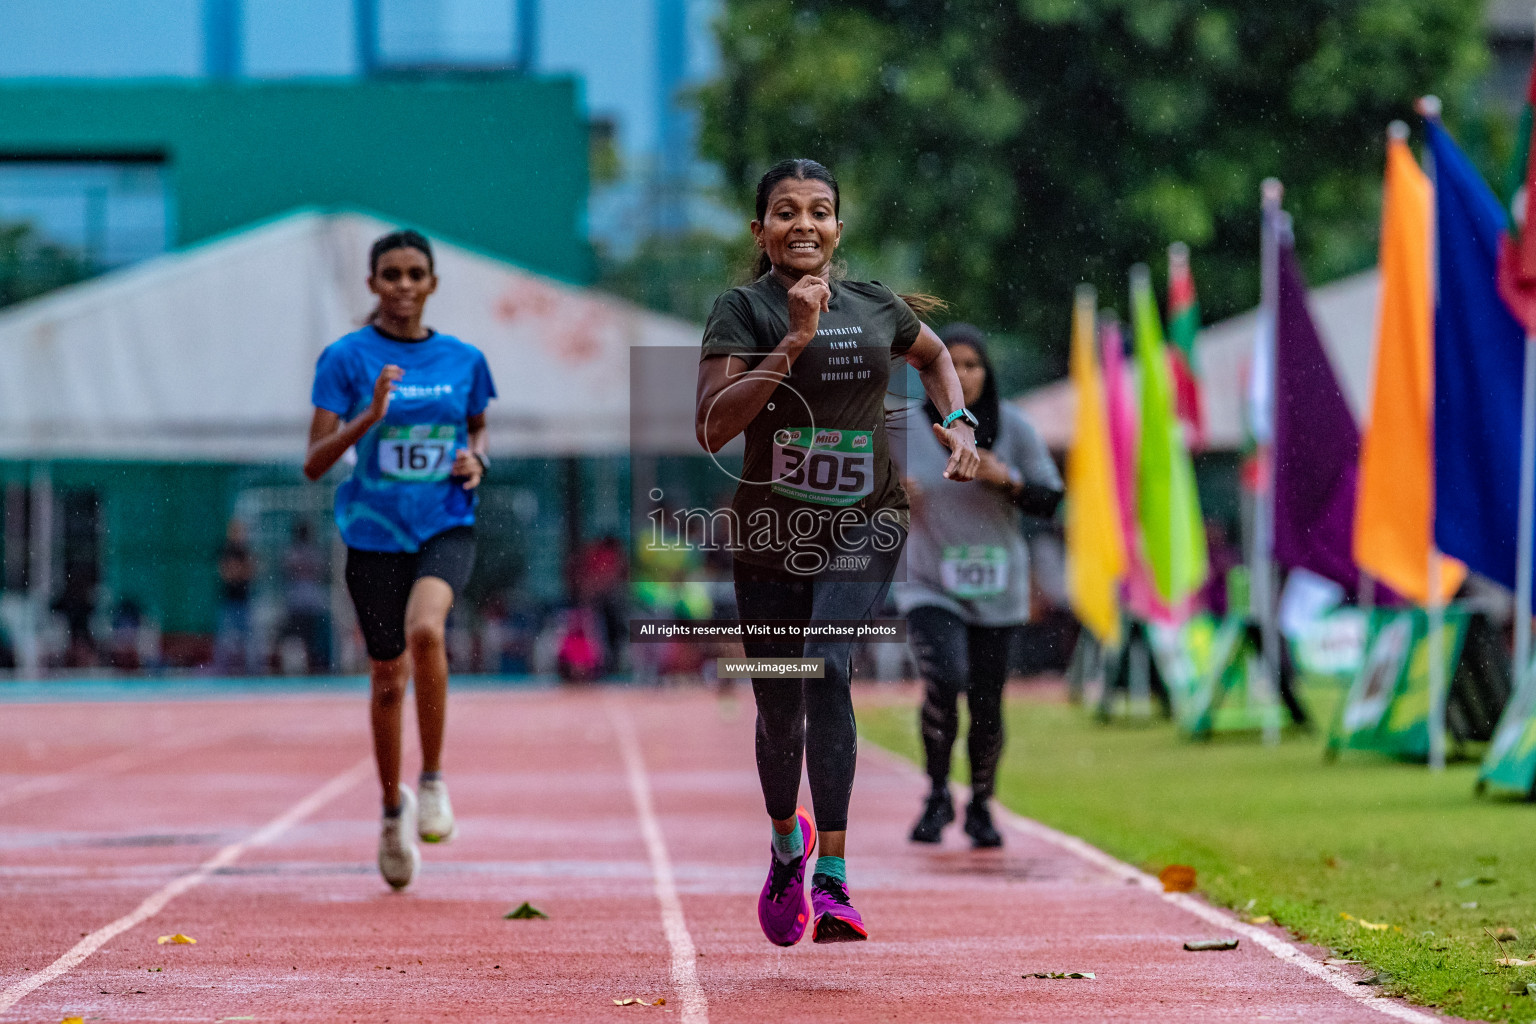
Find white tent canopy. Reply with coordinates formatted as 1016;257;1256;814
1016;269;1379;451
0;209;702;462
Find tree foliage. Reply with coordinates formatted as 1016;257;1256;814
0;221;91;310
699;0;1489;380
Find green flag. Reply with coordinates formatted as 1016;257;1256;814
1131;264;1208;605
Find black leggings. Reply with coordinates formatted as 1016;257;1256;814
733;538;903;833
907;606;1015;803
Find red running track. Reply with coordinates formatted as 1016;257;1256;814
0;686;1463;1023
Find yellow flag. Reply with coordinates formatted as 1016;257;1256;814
1354;133;1465;603
1066;286;1126;644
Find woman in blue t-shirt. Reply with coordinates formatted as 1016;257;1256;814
304;229;496;891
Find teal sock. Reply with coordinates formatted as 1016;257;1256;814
815;855;847;885
771;820;804;863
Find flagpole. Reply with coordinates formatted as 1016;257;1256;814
1253;178;1284;721
1516;325;1536;697
1514;8;1536;709
1401;107;1451;771
1514;43;1536;702
1428;550;1448;770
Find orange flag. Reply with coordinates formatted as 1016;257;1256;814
1353;132;1465;602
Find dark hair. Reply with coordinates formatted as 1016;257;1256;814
369;229;434;274
923;322;1000;449
749;158;945;317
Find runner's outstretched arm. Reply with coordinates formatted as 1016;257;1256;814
905;325;980;481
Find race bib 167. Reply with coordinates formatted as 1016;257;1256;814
770;428;874;507
379;424;457;482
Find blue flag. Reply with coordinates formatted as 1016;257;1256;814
1428;118;1528;590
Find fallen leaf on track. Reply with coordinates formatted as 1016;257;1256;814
504;902;549;920
61;1017;84;1024
1159;865;1196;892
1024;972;1095;979
613;996;667;1006
156;933;196;945
1184;939;1240;951
1248;915;1273;925
1339;913;1389;931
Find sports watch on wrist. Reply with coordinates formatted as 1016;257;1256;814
941;407;980;430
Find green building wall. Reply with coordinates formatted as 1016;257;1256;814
0;78;593;283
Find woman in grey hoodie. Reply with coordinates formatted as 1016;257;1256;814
891;323;1063;847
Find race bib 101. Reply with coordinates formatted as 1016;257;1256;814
940;545;1009;599
379;424;457;482
770;427;874;507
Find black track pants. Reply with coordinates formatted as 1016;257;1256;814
907;605;1015;803
732;535;904;833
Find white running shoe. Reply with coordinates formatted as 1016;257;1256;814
378;785;420;890
417;778;457;843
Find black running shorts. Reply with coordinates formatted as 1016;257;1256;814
344;526;476;661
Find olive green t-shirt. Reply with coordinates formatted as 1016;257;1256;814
701;273;921;570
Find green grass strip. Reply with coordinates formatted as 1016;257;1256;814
858;682;1536;1023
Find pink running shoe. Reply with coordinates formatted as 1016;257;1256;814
811;873;868;943
757;807;817;947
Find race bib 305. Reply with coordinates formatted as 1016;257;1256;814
770;427;874;507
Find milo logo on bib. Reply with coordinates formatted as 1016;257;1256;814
940;545;1008;599
771;427;874;506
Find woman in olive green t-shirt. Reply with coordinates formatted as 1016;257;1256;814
696;157;979;946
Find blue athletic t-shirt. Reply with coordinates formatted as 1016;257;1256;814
311;325;497;552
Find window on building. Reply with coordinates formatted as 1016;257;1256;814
374;0;523;71
0;158;171;271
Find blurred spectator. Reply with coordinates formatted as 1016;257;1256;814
568;534;628;673
1202;518;1244;618
107;597;160;671
555;606;606;682
52;567;98;668
212;518;256;674
478;592;539;674
278;519;332;673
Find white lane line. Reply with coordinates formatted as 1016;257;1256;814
0;743;191;811
607;697;709;1024
0;725;257;811
861;744;1440;1024
0;757;371;1015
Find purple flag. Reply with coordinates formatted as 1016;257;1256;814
1273;235;1362;595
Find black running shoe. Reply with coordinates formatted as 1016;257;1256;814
964;799;1003;849
909;787;954;844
